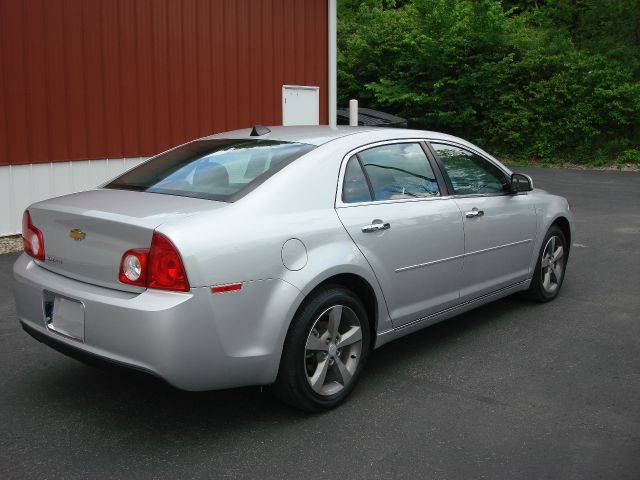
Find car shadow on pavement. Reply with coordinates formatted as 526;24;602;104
375;297;521;357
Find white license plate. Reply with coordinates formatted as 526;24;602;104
47;296;85;342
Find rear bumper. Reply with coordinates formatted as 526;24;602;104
20;320;164;381
13;254;302;391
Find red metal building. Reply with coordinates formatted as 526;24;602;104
0;0;336;235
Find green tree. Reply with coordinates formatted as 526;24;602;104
338;0;640;165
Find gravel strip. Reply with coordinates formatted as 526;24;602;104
0;235;23;254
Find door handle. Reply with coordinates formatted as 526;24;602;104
361;222;391;233
465;208;484;218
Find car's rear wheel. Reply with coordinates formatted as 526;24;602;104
525;225;568;302
273;286;370;412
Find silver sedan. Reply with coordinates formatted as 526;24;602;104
13;126;573;411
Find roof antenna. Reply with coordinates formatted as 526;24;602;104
250;125;271;136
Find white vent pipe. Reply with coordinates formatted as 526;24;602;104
349;99;358;126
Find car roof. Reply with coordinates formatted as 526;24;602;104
202;126;377;146
202;125;464;147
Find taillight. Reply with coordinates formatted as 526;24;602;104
119;249;149;287
119;232;189;292
147;232;190;292
22;210;45;261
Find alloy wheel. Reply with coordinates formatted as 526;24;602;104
304;305;363;396
540;235;565;294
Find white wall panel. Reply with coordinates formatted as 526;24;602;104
10;167;33;235
89;160;109;187
30;164;54;204
0;168;13;232
0;158;147;236
70;161;92;193
105;159;128;182
51;162;73;198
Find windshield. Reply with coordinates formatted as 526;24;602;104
105;139;315;202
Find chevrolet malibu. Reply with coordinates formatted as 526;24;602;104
13;126;572;411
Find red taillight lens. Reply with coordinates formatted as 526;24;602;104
22;210;45;261
118;232;189;292
146;232;190;292
119;249;149;286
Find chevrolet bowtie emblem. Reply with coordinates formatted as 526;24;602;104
69;229;86;241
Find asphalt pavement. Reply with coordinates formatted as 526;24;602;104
1;168;638;479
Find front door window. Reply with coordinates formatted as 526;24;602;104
430;143;509;195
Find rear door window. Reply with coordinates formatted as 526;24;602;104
342;156;373;203
357;143;440;201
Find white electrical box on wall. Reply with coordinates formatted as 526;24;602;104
282;85;320;126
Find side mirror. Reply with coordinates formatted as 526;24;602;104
510;173;533;193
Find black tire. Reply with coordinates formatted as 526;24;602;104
524;225;568;302
272;286;371;412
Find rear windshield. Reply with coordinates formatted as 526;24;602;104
105;139;315;202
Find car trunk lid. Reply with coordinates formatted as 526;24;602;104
28;189;224;292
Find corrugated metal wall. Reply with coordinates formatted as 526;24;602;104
0;0;328;167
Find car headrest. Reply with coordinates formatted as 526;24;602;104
193;162;229;189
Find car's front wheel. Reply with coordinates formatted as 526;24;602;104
525;225;568;302
273;286;370;412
